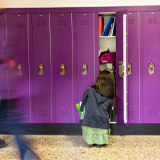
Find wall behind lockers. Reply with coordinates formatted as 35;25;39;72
1;0;160;8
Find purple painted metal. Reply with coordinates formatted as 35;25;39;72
32;14;51;123
6;14;30;122
94;13;100;84
51;13;73;123
28;14;34;123
2;7;160;125
0;14;8;101
72;13;78;123
116;10;129;126
75;13;95;122
141;11;160;123
128;12;139;123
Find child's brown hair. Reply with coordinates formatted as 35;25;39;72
91;71;115;98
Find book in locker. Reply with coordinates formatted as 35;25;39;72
98;16;104;36
102;17;114;36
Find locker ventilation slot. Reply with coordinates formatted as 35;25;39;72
59;20;67;26
39;111;47;117
37;20;45;26
60;111;68;117
148;18;157;24
10;110;25;115
128;19;134;24
153;18;157;24
129;111;134;117
148;110;156;116
81;20;90;26
15;21;24;28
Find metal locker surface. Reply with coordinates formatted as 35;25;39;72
6;14;30;123
51;13;73;123
32;14;52;123
141;11;160;123
128;12;140;123
76;13;95;123
116;10;129;126
0;14;8;101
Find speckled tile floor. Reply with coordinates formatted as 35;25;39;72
0;135;160;160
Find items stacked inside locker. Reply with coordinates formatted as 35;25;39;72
98;12;117;123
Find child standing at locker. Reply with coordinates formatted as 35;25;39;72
80;71;114;145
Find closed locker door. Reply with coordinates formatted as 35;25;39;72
128;12;140;123
32;14;51;123
51;13;73;123
141;11;160;123
0;15;8;102
76;13;95;123
6;14;30;123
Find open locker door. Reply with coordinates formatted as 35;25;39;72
116;10;128;126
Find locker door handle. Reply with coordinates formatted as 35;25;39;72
128;63;132;75
17;64;22;75
60;63;65;75
82;63;88;75
148;62;154;75
38;64;44;75
119;61;124;77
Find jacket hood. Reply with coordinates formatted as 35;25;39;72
93;88;108;104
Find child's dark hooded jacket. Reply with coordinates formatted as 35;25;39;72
80;87;114;129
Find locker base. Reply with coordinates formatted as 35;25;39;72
0;123;160;135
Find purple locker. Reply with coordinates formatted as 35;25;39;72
32;14;51;123
51;13;74;123
141;11;160;123
94;13;100;83
128;12;140;123
0;14;8;102
6;14;30;123
116;10;129;126
76;13;95;123
0;14;6;48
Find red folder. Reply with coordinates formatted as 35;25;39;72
99;16;104;36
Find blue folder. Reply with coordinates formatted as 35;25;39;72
102;17;114;36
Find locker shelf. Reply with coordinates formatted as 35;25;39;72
99;36;116;39
99;36;116;53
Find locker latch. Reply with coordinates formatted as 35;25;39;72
128;62;132;75
17;64;22;75
38;63;44;75
148;61;154;75
60;63;65;75
119;61;124;77
82;63;88;75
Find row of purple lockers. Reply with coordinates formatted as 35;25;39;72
0;11;160;123
128;11;160;123
0;13;97;123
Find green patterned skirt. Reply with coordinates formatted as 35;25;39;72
82;125;110;145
